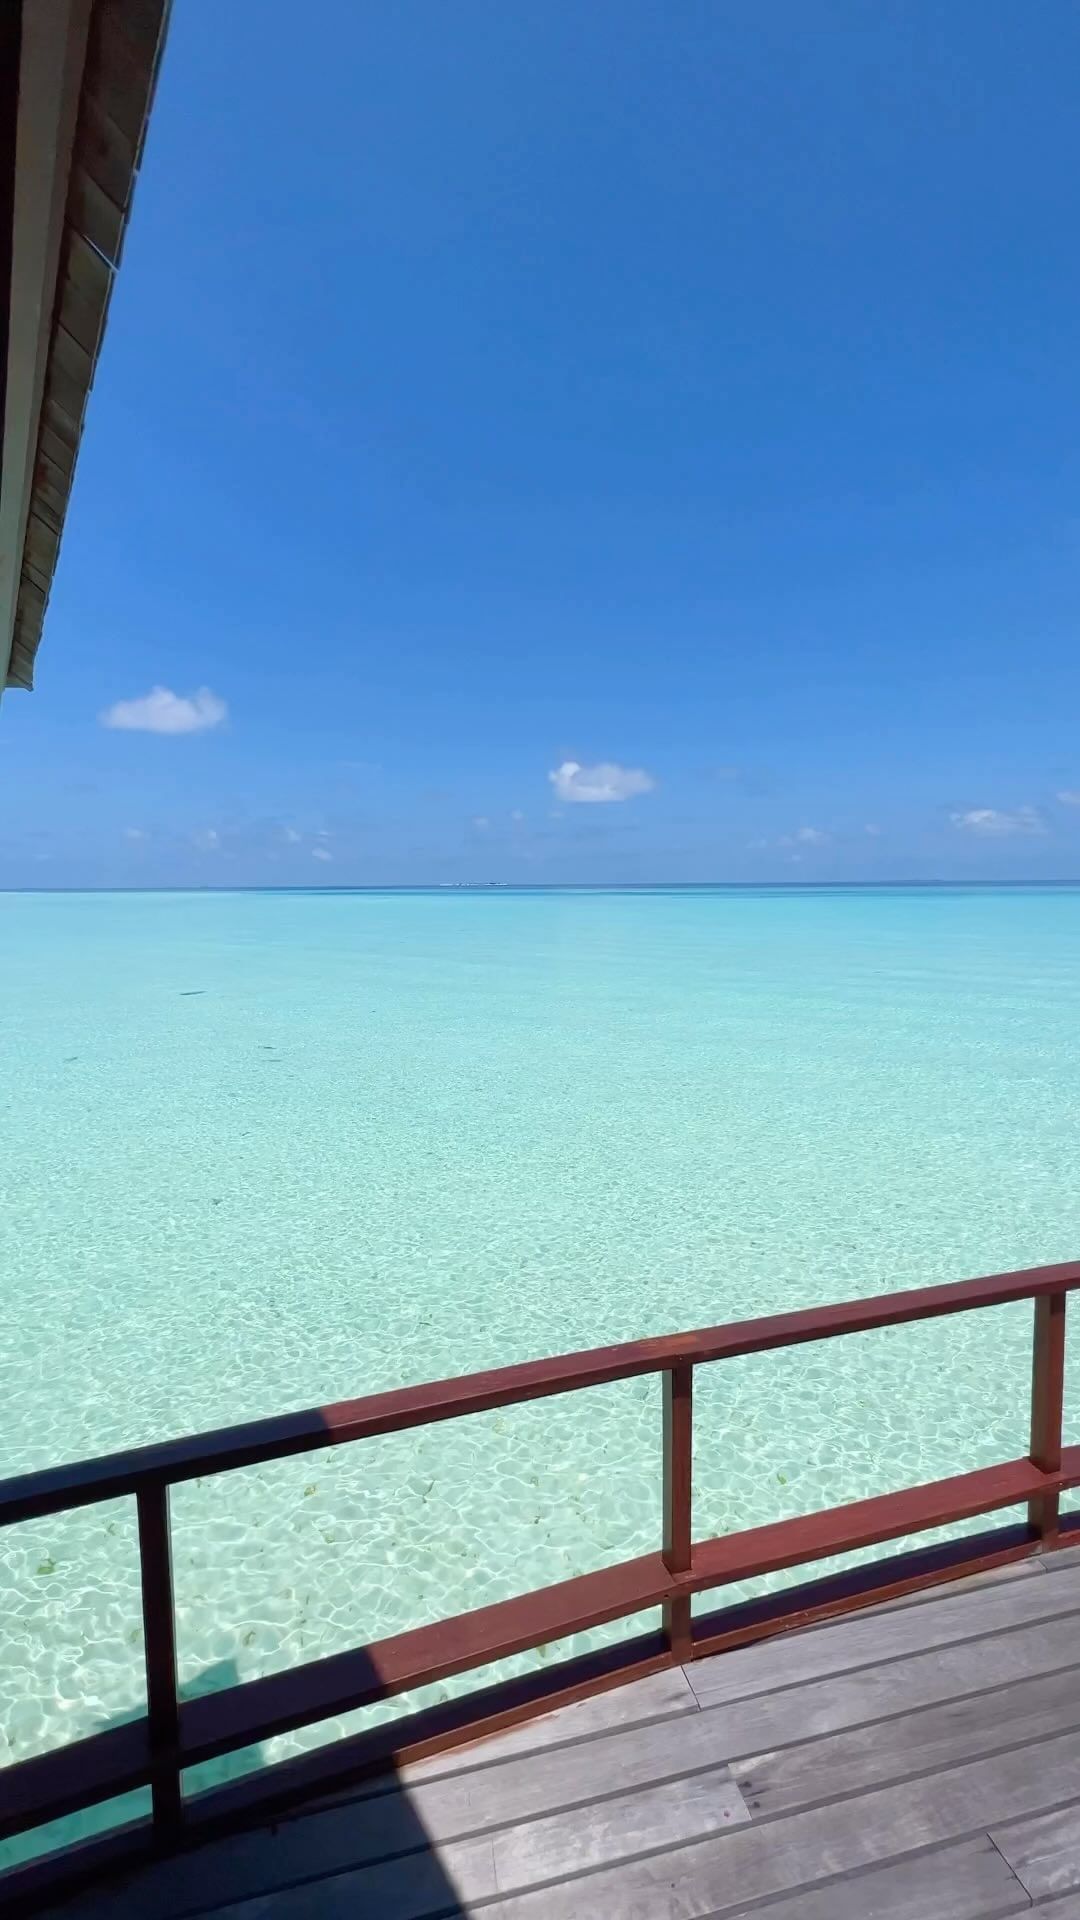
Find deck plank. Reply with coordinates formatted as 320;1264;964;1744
65;1691;721;1919
284;1667;699;1821
405;1666;698;1783
705;1610;1080;1768
202;1832;498;1920
63;1733;749;1919
712;1836;1029;1920
735;1661;1080;1818
461;1725;1080;1919
687;1562;1080;1704
73;1715;740;1918
992;1800;1080;1901
202;1769;749;1919
488;1767;750;1898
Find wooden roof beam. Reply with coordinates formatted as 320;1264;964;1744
0;0;91;694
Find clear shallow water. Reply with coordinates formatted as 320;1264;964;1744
3;885;1080;1850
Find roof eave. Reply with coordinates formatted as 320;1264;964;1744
0;0;169;698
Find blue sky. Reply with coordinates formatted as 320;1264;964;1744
3;0;1080;886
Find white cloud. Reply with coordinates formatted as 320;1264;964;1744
192;827;220;851
123;826;148;842
510;809;525;823
864;823;882;837
950;806;1044;836
548;760;656;804
472;815;490;830
1057;791;1080;807
312;846;333;863
776;825;830;848
100;686;227;735
282;826;303;845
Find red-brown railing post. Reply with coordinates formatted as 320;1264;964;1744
137;1484;182;1837
1029;1291;1066;1547
662;1362;693;1662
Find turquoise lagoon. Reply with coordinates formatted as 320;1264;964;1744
3;885;1080;1839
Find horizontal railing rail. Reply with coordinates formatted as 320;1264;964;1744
2;1258;1079;1910
5;1259;1078;1526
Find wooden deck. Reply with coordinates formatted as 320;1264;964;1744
51;1545;1080;1919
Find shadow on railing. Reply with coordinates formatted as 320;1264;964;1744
2;1259;1079;1911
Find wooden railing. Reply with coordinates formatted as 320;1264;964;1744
3;1259;1080;1907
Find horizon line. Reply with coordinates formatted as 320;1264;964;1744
5;879;1080;896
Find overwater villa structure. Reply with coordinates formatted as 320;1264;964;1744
6;11;1080;1919
0;0;166;698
